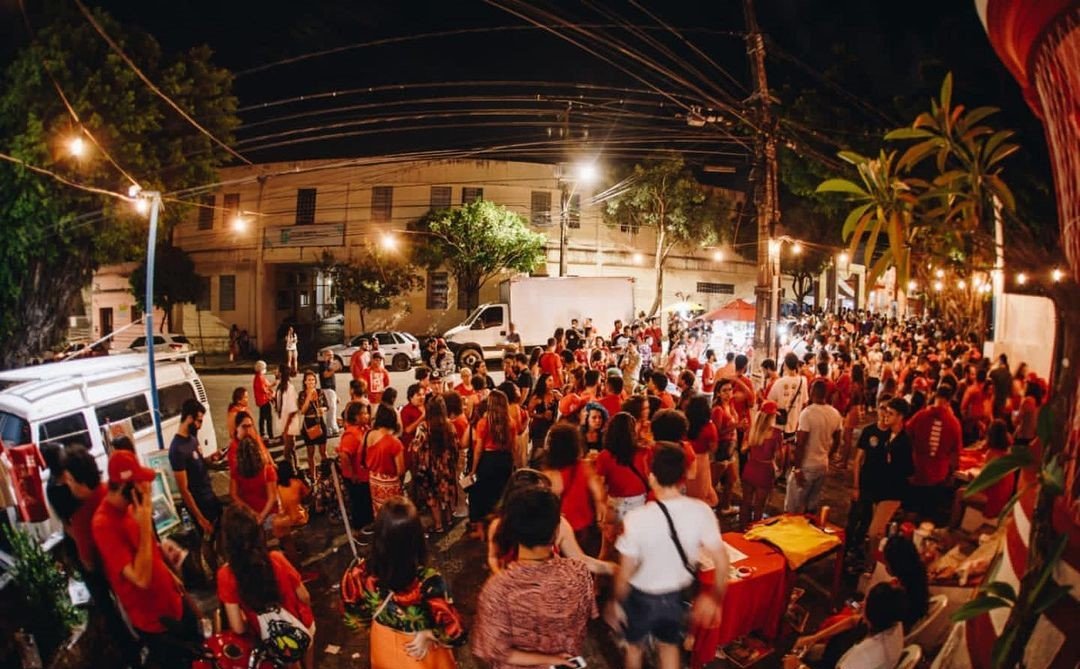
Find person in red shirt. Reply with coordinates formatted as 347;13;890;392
813;361;836;404
359;351;392;405
365;405;406;519
252;360;276;440
217;506;315;669
710;379;740;514
229;435;279;528
649;408;699;489
647;371;676;410
454;366;477;399
350;338;372;381
337;402;373;531
399;383;426;449
599;375;625;418
541;423;606;557
646;317;663;356
832;353;853;415
905;385;963;524
701;349;718;394
92;451;196;668
539;337;563;380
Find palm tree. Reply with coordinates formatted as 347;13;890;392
816;149;917;316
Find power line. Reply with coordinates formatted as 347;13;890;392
0;150;130;202
72;0;252;165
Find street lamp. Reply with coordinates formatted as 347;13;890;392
66;136;87;158
558;160;599;277
380;233;398;252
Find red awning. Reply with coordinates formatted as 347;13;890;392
703;298;757;323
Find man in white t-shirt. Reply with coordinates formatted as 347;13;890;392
785;379;842;514
614;442;729;669
767;353;809;439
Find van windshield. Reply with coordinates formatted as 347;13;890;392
0;411;32;448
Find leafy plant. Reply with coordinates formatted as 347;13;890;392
320;247;424;332
128;243;203;332
2;525;83;661
409;199;547;313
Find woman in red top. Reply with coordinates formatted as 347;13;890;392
740;402;783;528
466;389;517;538
541;423;606;558
217;506;315;669
337;402;373;530
594;412;652;532
226;386;248;440
230;435;279;528
711;378;740;514
366;404;405;518
685;395;719;507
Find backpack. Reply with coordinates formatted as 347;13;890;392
255;605;311;664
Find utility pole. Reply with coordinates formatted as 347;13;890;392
559;101;572;277
743;0;780;361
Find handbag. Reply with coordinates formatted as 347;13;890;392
303;392;325;441
775;377;803;427
655;499;698;605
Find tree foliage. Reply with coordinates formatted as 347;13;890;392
409;199;547;312
0;3;238;367
128;244;203;333
602;157;732;316
320;247;424;332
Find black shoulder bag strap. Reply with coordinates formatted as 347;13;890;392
655;499;695;577
788;377;804;414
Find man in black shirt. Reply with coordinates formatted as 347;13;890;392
845;397;914;566
169;399;221;536
318;349;340;436
513;353;534;404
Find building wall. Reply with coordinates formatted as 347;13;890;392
90;262;170;350
101;158;776;355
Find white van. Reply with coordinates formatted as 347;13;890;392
0;352;219;542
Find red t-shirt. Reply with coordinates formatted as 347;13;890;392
399;404;423;446
253;372;272;406
68;484;106;569
559;462;595;531
539;351;562;379
365;433;404;476
231;460;277;514
359;367;391;404
906;405;962;486
731;374;756;425
701;363;716;393
594;448;652;498
337;425;370;482
454;384;475;399
657;391;676;410
451;415;470;443
227;435;271;474
599;393;623;420
711;405;738;444
217;550;314;632
833;372;853;414
690;421;718;455
476;416;519;451
91;500;183;633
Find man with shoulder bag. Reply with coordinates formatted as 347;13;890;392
612;442;729;669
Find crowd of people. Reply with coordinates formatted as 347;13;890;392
39;307;1045;669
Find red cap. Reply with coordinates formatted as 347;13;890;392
108;450;156;485
760;400;779;415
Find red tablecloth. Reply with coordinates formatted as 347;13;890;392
691;532;790;668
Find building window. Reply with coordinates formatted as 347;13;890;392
426;271;449;310
371;186;393;222
566;193;581;229
197;195;214;230
299;291;311;307
462;186;483;204
696;282;735;295
620;219;640;235
130;304;142;324
295;188;317;225
430;186;452;211
219;275;236;311
196;276;211;310
530;191;552;227
223;193;240;221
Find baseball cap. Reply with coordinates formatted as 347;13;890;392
760;400;779;415
108;450;156;484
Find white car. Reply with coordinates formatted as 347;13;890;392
320;331;420;372
127;332;193;354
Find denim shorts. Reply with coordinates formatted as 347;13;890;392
623;587;689;645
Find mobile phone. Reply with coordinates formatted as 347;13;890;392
551;657;586;669
121;481;136;503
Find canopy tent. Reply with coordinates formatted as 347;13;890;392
661;300;704;313
703;298;756;322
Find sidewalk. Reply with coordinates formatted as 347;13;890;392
190;352;274;375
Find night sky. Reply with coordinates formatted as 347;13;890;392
0;0;1052;200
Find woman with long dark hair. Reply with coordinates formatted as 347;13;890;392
298;370;328;480
541;423;606;558
340;498;465;668
527;373;560;455
411;395;458;533
229;430;279;529
227;386;249;439
275;364;300;467
579;401;608;454
711;378;740;514
365;404;405;518
883;535;930;629
685;395;719;507
466;390;517;539
217;506;314;669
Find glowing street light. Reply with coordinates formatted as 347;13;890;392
791;242;803;255
837;252;849;268
1051;268;1064;282
712;249;724;263
576;162;599;184
768;239;782;259
907;280;917;291
67;135;87;158
133;197;150;216
380;233;398;251
957;279;966;290
231;215;248;232
935;268;945;279
933;280;943;292
1016;272;1028;285
632;252;644;265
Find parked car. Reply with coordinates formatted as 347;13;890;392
320;331;420;372
127;332;192;354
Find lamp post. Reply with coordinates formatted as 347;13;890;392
134;188;167;451
558;161;598;277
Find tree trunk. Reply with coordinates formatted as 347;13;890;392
358;306;366;333
648;228;666;317
0;257;91;370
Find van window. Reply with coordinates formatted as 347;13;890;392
0;411;31;448
95;395;153;433
158;383;197;420
481;306;504;328
39;412;91;449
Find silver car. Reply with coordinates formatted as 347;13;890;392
320;331;420;372
127;333;193;353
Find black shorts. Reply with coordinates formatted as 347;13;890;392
623;587;689;645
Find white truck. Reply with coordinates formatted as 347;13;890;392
443;276;636;368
